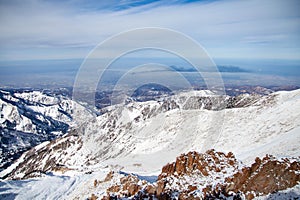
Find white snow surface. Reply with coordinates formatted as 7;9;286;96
0;170;108;200
0;90;93;133
0;89;300;199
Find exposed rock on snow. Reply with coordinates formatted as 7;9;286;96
101;150;300;200
221;155;300;199
0;135;82;180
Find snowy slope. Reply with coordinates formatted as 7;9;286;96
216;89;300;164
0;89;93;171
0;170;107;200
0;90;92;132
2;89;299;178
0;89;299;199
101;89;300;174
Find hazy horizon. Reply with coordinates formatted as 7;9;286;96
0;57;299;89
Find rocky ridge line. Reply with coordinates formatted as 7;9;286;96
100;150;300;200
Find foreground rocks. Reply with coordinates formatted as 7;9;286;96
101;150;300;200
221;155;300;199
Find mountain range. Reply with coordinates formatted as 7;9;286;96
0;88;299;199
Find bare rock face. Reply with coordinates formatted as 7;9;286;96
222;155;300;199
104;171;114;182
101;150;300;200
159;149;239;178
106;174;145;198
156;149;242;198
144;184;156;195
3;135;82;180
88;193;98;200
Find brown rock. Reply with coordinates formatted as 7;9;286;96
245;192;255;200
156;180;166;196
226;151;234;159
175;155;187;175
101;196;110;200
123;182;141;196
224;155;300;199
178;192;188;200
107;185;121;193
159;149;239;179
160;163;175;178
103;151;300;200
187;185;197;192
89;193;98;200
104;171;114;182
120;174;139;184
145;184;156;195
202;185;212;197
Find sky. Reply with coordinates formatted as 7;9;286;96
0;0;300;61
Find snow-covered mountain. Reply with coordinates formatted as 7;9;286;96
1;89;299;177
0;89;92;171
0;88;299;199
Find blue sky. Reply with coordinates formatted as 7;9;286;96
0;0;299;61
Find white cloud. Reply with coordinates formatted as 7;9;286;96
0;0;299;60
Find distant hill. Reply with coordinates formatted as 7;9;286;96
169;65;250;73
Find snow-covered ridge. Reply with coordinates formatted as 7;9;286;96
0;90;93;132
0;89;299;199
1;89;299;181
0;89;92;171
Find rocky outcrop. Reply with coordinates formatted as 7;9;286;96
180;94;262;110
2;135;82;180
102;150;300;200
159;150;238;178
155;149;242;199
106;174;147;198
222;155;300;199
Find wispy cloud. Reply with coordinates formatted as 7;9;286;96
0;0;299;60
